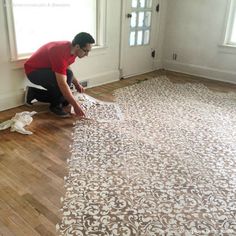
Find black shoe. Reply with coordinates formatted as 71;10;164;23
49;105;70;118
25;86;36;106
62;100;69;107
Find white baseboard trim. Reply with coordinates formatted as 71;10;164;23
0;70;120;111
163;60;236;84
123;69;157;79
0;89;25;111
83;70;120;88
122;60;163;79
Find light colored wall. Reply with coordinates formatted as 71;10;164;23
0;0;122;111
162;0;236;84
0;2;27;111
155;0;168;68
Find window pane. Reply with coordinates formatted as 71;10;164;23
144;30;150;44
129;31;136;46
131;12;137;28
138;12;145;27
12;0;97;55
137;30;143;45
146;0;152;8
132;0;138;8
139;0;145;8
226;0;236;45
145;11;152;27
231;14;236;43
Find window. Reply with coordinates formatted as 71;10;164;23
223;0;236;46
5;0;106;60
129;0;152;46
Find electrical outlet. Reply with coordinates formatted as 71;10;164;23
80;81;88;88
172;53;178;60
151;50;156;58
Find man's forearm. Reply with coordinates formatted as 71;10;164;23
55;73;78;106
72;78;80;87
59;82;78;106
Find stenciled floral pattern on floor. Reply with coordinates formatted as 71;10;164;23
57;76;236;235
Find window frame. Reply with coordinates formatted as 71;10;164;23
223;0;236;46
218;0;236;54
4;0;107;61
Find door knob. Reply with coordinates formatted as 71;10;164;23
127;13;132;18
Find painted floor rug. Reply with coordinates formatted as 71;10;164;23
57;76;236;235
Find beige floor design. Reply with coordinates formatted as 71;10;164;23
57;76;236;235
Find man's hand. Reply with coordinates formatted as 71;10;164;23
74;83;85;93
73;103;86;117
55;73;86;118
72;77;85;93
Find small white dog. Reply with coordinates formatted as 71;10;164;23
0;111;37;135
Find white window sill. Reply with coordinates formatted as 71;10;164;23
218;44;236;54
11;45;108;70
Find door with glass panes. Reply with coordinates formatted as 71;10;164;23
120;0;159;78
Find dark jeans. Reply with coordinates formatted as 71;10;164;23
27;68;73;107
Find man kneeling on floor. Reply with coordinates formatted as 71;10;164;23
24;32;95;118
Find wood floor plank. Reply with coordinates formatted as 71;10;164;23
22;193;61;225
35;224;55;236
0;187;40;227
0;199;40;236
0;219;15;236
35;215;59;236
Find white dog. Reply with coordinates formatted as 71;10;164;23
0;111;37;135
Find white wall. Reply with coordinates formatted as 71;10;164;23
0;2;27;111
162;0;236;84
0;0;122;111
155;0;168;69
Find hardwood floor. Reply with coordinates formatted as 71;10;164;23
0;69;236;235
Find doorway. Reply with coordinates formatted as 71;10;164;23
120;0;160;78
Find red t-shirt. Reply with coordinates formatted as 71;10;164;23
24;41;77;76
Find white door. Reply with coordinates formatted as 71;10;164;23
120;0;160;78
